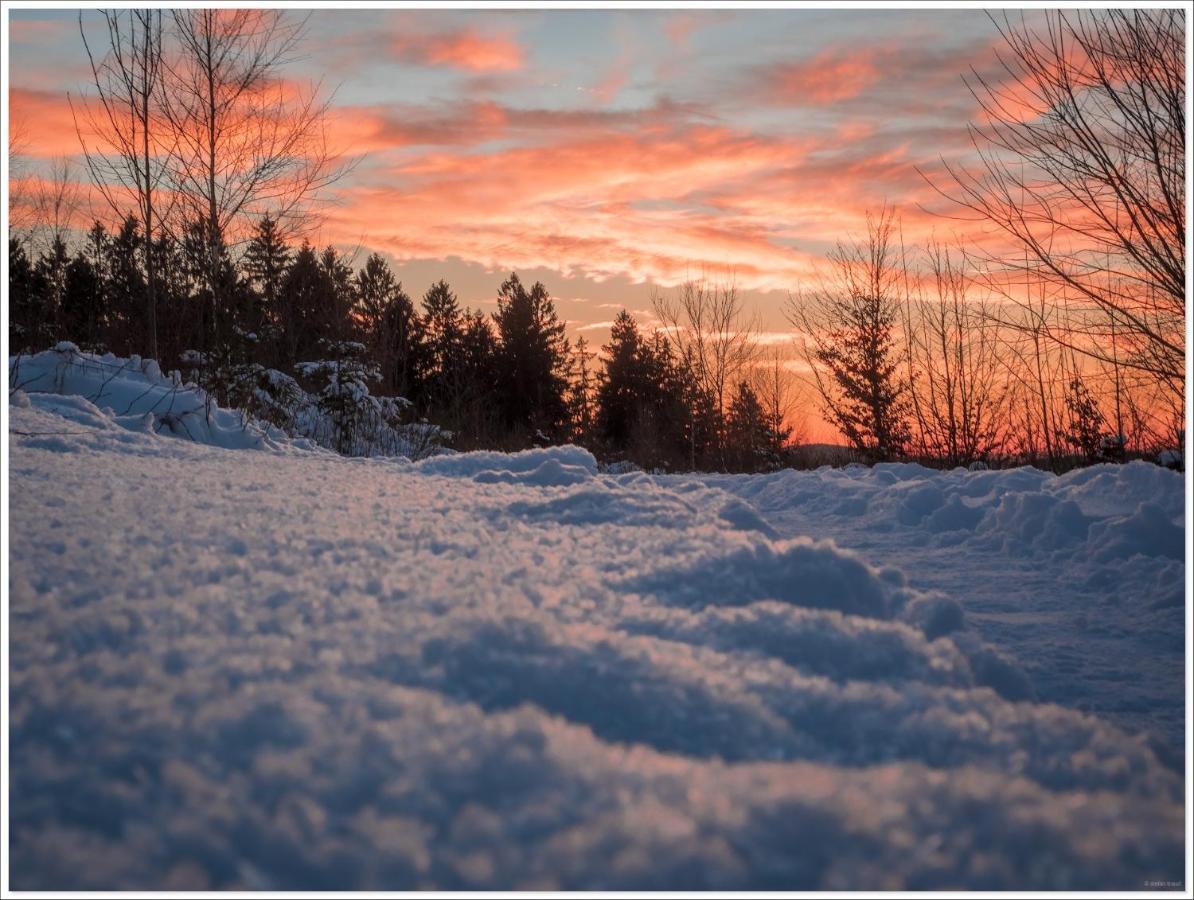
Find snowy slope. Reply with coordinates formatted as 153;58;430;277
7;384;1187;890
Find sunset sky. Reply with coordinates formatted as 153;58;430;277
8;6;1015;406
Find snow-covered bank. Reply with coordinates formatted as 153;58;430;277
7;384;1187;889
8;343;445;458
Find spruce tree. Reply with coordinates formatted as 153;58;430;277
9;238;48;353
243;215;291;347
28;237;72;350
422;279;464;406
596;310;646;450
278;242;324;367
725;380;774;472
61;252;106;351
492;272;570;440
567;335;596;444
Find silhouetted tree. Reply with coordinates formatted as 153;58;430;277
362;261;427;400
725;380;774;472
8;238;47;353
76;9;169;360
937;9;1185;402
243;215;291;350
62;250;106;350
161;10;346;345
452;309;501;445
567;335;596;443
786;209;912;461
596;310;648;450
103;216;149;355
422;279;464;407
594;310;696;469
492;273;570;440
1057;376;1107;463
33;236;71;341
277;241;324;367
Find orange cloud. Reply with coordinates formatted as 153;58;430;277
751;37;1001;113
8;88;84;158
393;28;524;72
318;121;830;293
762;47;884;105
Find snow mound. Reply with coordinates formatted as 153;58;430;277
680;459;1186;750
624;534;917;619
8;346;443;459
6;386;1186;889
415;444;597;480
9;345;299;452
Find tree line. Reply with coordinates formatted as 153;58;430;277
7;7;1184;471
8;219;794;470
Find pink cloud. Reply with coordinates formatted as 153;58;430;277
393;28;524;72
8;87;83;157
318;121;829;293
757;46;885;105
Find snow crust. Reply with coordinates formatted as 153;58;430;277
7;370;1187;890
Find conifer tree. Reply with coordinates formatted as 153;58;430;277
422;279;464;405
596;310;647;450
278;241;324;367
243;215;291;345
725;380;774;472
567;335;596;443
61;251;106;350
492;273;570;439
8;238;47;353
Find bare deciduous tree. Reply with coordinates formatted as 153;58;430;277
7;114;38;242
28;157;82;254
934;9;1185;400
903;242;1009;465
652;277;758;465
750;346;805;452
75;9;171;360
161;9;349;344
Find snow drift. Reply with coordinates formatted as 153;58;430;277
6;362;1187;890
8;343;445;458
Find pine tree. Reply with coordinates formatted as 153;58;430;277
319;246;357;342
453;309;501;444
422;279;464;406
34;236;71;339
278;242;324;367
1058;376;1107;463
567;335;596;443
355;253;397;336
379;287;427;402
789;209;912;462
106;216;152;355
594;311;695;468
596;310;647;450
492;272;570;440
814;290;911;461
725;380;775;472
9;238;49;352
61;251;106;350
243;215;291;346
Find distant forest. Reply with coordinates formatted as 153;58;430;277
7;8;1184;472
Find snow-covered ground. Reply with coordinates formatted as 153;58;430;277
687;461;1188;760
6;352;1188;890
